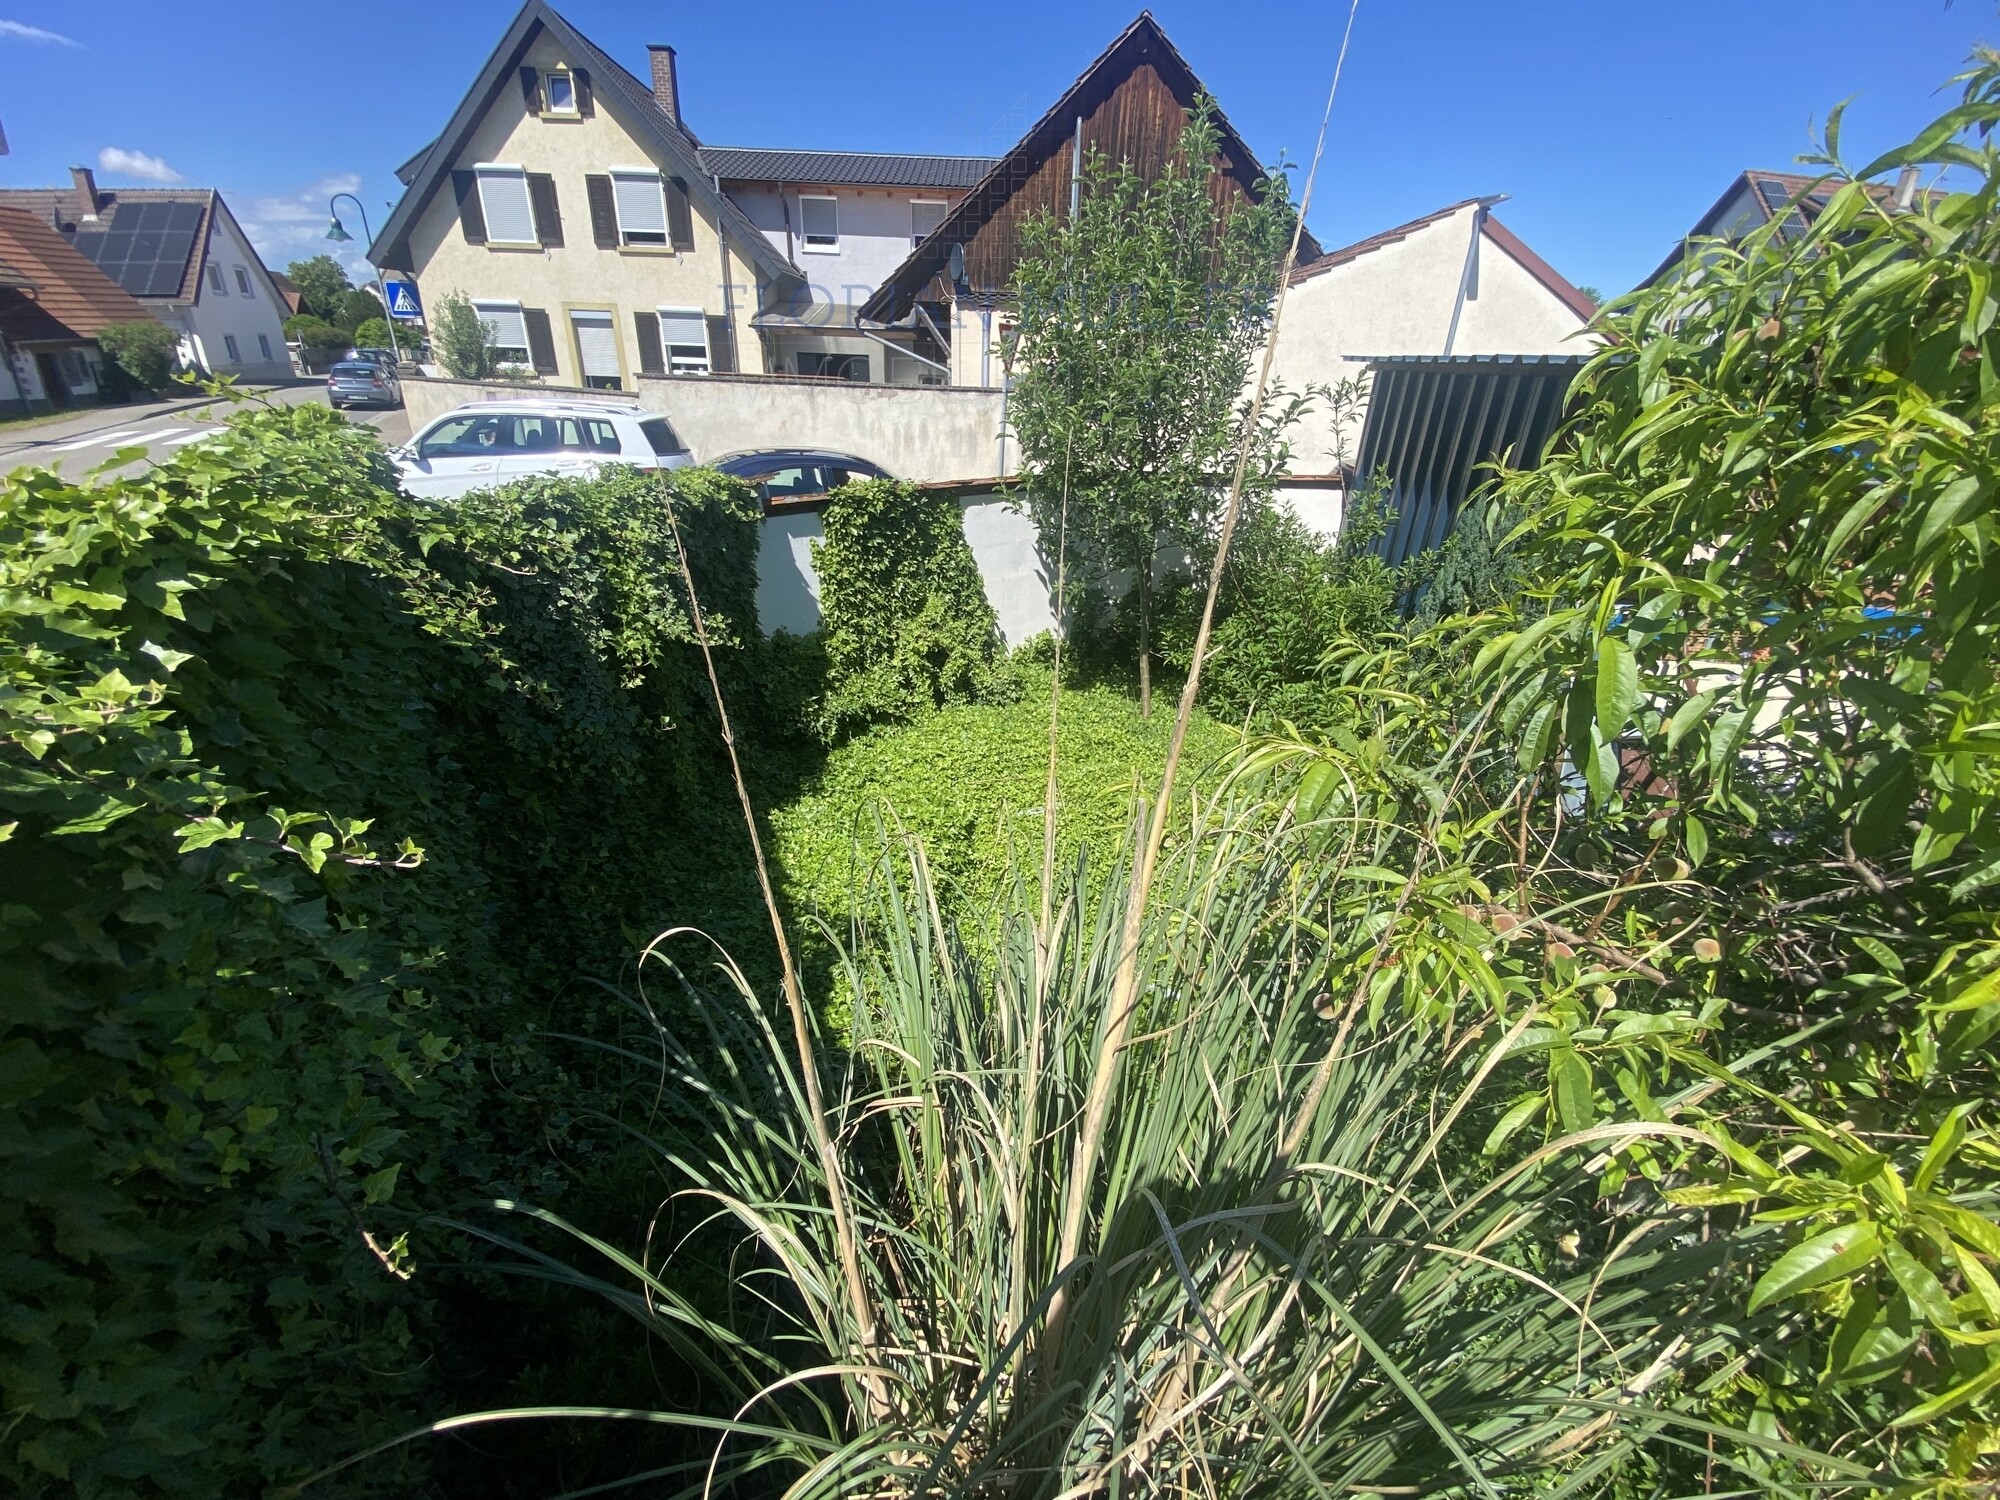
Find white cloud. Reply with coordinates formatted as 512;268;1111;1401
97;147;182;183
0;18;78;44
235;173;376;282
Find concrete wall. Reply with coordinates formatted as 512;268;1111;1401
402;370;1009;480
1267;204;1594;475
186;209;292;380
401;29;766;385
754;489;1054;648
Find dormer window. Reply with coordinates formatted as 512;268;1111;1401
544;67;578;115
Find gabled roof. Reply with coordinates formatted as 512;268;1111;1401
0;206;155;343
702;147;997;189
0;185;225;304
859;12;1317;324
370;0;798;290
1639;168;1938;288
1290;196;1596;323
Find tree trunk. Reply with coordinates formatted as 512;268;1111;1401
1137;568;1152;719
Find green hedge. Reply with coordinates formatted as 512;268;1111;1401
0;403;765;1496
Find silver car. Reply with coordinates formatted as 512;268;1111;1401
327;359;402;410
391;398;693;500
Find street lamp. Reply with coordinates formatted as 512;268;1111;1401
325;192;402;366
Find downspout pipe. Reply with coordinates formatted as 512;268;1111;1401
1441;195;1507;358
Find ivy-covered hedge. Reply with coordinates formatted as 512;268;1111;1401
813;478;1007;737
0;403;764;1496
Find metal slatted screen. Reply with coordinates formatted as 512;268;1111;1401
1352;355;1586;572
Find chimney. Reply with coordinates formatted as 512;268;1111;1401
648;45;680;124
69;164;100;219
1894;165;1920;212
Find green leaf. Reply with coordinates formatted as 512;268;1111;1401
1914;1103;1976;1192
1665;690;1717;752
1296;761;1337;820
361;1163;402;1205
1594;636;1639;739
1891;1352;2000;1428
1883;1236;1959;1329
1551;1049;1595;1132
1482;1094;1545;1156
1684;812;1709;869
50;795;143;836
1747;1222;1883;1312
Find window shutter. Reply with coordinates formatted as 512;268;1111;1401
573;68;594;116
518;65;543;112
705;314;736;373
665;176;695;251
633;311;664;375
522;307;559;375
528;173;563;247
452;170;488;245
585;174;618;249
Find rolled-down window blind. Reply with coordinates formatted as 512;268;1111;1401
612;172;666;239
475;167;536;244
473;301;528;353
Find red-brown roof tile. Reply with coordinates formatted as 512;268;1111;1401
0;206;157;343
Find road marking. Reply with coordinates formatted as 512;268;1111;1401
160;427;222;446
48;428;147;452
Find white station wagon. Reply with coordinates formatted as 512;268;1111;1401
391;398;693;500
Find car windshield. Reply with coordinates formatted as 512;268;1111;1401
333;362;380;376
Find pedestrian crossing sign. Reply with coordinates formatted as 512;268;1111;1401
383;278;424;321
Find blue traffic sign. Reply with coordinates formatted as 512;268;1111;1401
382;277;424;321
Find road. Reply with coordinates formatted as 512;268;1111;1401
0;381;411;484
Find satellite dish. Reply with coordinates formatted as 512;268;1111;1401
948;242;965;288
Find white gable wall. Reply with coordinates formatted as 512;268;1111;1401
1267;203;1592;485
185;208;292;379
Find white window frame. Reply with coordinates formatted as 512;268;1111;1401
798;194;839;253
910;199;946;249
258;333;273;361
543;67;578;116
206;264;227;295
474;164;538;246
472;299;531;364
610;167;669;247
223;333;241;362
234;266;253;297
655;306;710;375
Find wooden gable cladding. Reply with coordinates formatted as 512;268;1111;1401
860;13;1316;323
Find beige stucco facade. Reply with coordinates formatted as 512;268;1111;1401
401;31;768;386
1267;203;1595;477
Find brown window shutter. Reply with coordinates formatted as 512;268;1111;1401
704;314;736;373
527;173;563;247
665;176;695;251
585;174;618;249
573;69;593;116
452;170;487;245
522;308;559;375
519;65;543;112
633;311;663;375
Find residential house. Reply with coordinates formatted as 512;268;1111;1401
374;1;990;389
711;149;992;385
0;204;160;415
859;14;1322;390
1641;166;1928;287
0;170;292;381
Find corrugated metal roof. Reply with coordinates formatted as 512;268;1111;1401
702;147;996;188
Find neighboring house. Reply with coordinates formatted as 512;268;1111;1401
859;13;1321;390
1641;167;1928;287
373;0;791;388
269;270;305;317
0;203;159;415
711;148;992;385
0;169;292;382
1268;197;1597;484
374;0;991;389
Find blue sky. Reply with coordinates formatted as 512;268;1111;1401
0;2;1992;294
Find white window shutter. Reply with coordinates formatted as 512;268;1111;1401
612;172;667;236
571;311;619;378
476;168;537;244
473;301;529;351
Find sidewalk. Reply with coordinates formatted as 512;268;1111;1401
0;379;321;457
